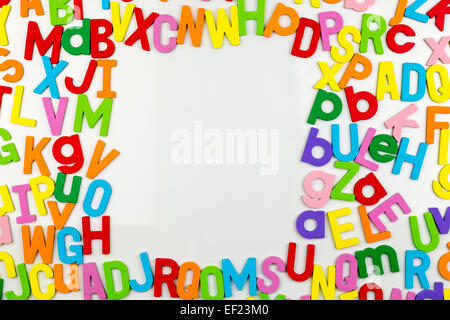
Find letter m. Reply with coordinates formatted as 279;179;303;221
222;258;257;297
74;94;113;137
24;21;63;64
355;245;400;278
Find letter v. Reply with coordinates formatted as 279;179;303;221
48;201;75;229
429;206;450;235
43;97;68;136
111;1;135;42
86;140;120;179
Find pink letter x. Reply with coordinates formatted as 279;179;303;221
424;36;450;65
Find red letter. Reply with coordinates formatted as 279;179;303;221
82;216;110;255
286;242;315;282
52;134;84;174
386;24;415;53
90;19;115;59
345;86;378;122
154;258;179;298
291;18;321;58
24;21;63;64
354;173;388;206
65;60;97;94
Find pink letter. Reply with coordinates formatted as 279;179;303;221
0;216;13;245
153;14;178;53
335;253;358;292
83;262;107;300
319;11;343;51
368;193;411;232
43;97;68;136
257;256;285;294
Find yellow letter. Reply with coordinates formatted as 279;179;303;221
0;5;11;46
377;61;400;100
29;175;55;216
330;26;361;63
328;207;359;249
311;265;335;300
427;65;450;103
10;86;37;127
110;1;135;42
29;263;55;300
205;6;240;49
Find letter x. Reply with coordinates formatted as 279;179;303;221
124;8;160;51
0;4;11;46
314;61;343;92
34;56;68;99
424;36;450;66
